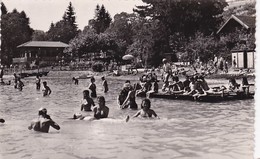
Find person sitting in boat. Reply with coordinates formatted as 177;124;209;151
183;76;191;92
228;78;240;92
198;75;209;91
146;80;159;98
42;81;52;96
120;83;139;110
241;76;253;94
192;79;207;98
28;107;60;133
151;73;158;82
72;77;79;85
117;81;133;106
88;77;97;98
81;90;95;111
127;98;159;120
17;78;24;91
184;76;197;95
136;80;152;96
168;76;184;94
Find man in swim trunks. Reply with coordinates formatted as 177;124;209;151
28;108;60;133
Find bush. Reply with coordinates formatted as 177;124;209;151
92;63;104;72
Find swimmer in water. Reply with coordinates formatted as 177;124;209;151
36;75;41;90
0;118;5;123
101;76;108;93
126;98;159;122
17;77;24;91
42;81;51;97
88;77;97;98
81;90;95;111
28;107;60;133
73;96;109;120
72;77;79;85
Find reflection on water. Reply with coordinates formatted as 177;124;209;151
0;71;254;159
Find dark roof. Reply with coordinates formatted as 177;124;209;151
235;15;255;28
17;41;69;48
217;15;256;34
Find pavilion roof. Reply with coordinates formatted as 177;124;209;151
17;41;69;48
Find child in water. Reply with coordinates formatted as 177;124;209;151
81;90;95;111
72;77;79;85
42;81;52;97
17;78;24;91
126;98;159;122
88;77;97;98
36;75;41;90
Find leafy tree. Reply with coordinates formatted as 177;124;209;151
106;12;136;45
134;0;228;37
64;28;119;61
63;2;77;29
1;9;33;65
1;2;8;15
46;2;78;43
92;4;112;34
32;30;47;41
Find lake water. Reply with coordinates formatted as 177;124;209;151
0;71;255;159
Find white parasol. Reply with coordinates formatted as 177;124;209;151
122;54;134;60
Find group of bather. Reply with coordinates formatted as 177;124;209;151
132;58;252;99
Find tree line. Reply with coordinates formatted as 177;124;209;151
0;0;256;67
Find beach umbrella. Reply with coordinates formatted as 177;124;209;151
122;54;134;60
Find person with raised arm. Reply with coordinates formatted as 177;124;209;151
28;108;60;133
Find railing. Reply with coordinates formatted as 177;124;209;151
12;57;57;63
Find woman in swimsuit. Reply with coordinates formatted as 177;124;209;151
81;90;95;111
132;98;159;118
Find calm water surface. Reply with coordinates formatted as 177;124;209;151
0;71;255;159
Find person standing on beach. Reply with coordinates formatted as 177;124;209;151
101;76;108;93
42;81;51;97
28;107;60;133
36;75;41;90
88;77;97;98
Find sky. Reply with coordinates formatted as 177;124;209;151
2;0;145;32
